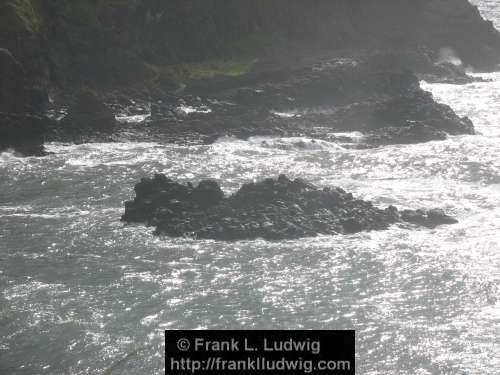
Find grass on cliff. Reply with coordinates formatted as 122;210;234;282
144;31;290;91
186;59;256;79
146;58;256;91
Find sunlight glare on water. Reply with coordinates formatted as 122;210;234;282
1;2;500;375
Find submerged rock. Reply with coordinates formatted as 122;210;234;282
401;208;459;229
122;174;458;241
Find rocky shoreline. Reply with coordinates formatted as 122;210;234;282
122;174;458;241
0;55;477;155
143;57;475;147
1;0;500;155
0;0;496;240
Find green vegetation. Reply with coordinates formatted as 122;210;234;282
184;59;256;79
1;0;41;34
144;58;255;92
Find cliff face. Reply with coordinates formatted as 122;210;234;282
0;0;496;155
1;1;500;109
127;0;500;68
5;0;498;91
0;0;47;112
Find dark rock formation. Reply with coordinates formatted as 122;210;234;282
0;112;53;156
33;0;500;87
0;0;497;94
122;174;458;241
59;89;116;135
0;1;49;155
0;46;50;155
0;1;48;112
1;0;497;152
363;124;448;146
401;208;459;229
146;59;475;146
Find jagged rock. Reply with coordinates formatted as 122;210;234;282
144;60;475;146
122;174;459;241
191;180;225;208
3;0;493;152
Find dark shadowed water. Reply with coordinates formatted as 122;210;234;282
1;2;500;374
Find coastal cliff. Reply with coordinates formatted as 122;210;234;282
2;0;500;94
1;0;500;154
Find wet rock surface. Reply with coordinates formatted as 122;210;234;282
2;0;499;155
0;43;481;155
1;56;476;155
142;58;475;146
122;174;458;241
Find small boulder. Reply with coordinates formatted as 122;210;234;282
61;89;116;133
0;112;54;156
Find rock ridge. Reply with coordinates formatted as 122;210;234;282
122;174;458;241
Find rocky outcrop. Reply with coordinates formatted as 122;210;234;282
4;0;498;90
420;0;500;71
146;59;475;146
2;57;474;154
122;174;458;241
1;0;497;153
0;112;54;156
59;89;116;136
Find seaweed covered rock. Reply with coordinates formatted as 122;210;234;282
122;174;458;241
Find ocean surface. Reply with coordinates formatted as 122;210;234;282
1;2;500;374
